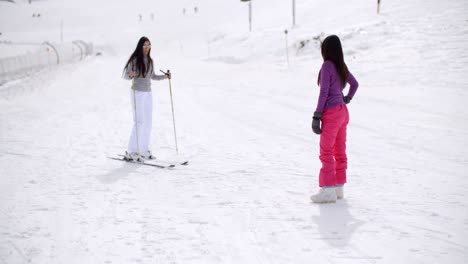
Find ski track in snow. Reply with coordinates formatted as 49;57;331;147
1;0;468;263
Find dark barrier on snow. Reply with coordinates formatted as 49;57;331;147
0;40;93;85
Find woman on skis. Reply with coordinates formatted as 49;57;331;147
122;36;171;161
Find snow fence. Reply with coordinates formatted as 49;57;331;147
0;40;93;85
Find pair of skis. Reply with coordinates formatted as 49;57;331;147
109;154;189;169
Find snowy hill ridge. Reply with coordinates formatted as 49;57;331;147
1;0;468;263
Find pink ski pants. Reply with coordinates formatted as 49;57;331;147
318;104;350;187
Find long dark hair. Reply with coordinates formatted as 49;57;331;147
123;36;153;78
317;35;349;88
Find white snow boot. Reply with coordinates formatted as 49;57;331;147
335;185;344;199
140;150;156;160
124;151;142;162
310;187;337;203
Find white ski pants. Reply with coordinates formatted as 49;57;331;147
127;90;153;154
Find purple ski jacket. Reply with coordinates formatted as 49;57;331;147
315;60;359;113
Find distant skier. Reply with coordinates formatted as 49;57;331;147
122;36;171;161
310;35;359;203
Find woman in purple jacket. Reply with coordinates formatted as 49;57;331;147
310;35;359;203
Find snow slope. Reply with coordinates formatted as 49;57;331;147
1;0;467;263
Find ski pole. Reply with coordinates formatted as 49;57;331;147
161;69;179;154
132;77;140;156
284;29;289;67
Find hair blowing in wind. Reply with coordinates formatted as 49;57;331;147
123;36;153;78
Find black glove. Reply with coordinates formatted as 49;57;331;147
343;95;351;104
312;111;322;135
